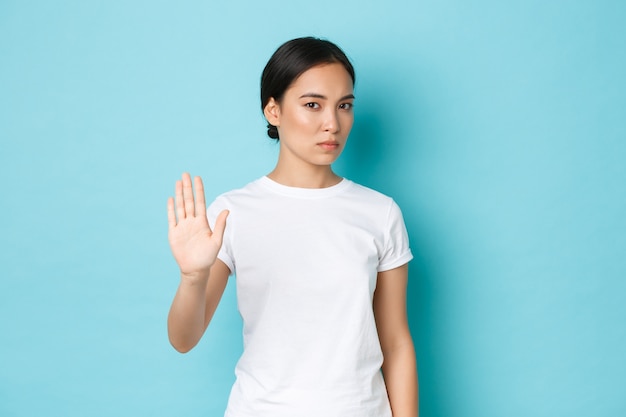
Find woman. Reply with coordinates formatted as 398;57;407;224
167;37;418;417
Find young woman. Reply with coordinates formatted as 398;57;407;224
167;37;418;417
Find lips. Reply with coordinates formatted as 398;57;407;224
318;140;340;150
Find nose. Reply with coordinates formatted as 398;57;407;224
323;109;340;133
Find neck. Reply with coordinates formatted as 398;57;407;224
267;164;341;189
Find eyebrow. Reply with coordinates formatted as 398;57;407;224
299;93;355;101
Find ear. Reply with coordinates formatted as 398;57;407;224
263;97;281;127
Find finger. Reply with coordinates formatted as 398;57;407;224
211;210;230;243
174;180;185;220
167;197;176;229
182;172;195;218
194;176;207;218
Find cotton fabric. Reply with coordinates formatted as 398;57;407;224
207;176;413;417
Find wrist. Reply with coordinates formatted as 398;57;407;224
180;269;211;284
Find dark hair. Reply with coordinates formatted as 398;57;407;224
261;37;355;140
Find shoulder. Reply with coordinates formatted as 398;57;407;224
345;180;392;201
341;180;398;212
206;177;266;216
210;177;265;202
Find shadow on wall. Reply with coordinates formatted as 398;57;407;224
339;65;448;417
339;108;386;187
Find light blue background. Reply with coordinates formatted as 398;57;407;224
1;1;624;416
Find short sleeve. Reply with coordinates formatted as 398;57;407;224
377;200;413;272
206;197;235;275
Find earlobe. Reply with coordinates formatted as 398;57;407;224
263;98;281;127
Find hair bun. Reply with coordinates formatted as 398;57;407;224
267;124;279;139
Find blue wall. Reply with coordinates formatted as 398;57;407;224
1;1;624;416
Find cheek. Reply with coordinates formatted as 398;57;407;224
341;114;355;131
290;109;320;130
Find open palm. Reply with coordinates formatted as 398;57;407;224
167;173;228;278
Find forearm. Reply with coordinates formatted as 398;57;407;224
167;273;209;353
382;340;419;417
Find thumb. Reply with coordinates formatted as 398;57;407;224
211;209;230;241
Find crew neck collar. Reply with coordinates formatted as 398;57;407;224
257;176;351;199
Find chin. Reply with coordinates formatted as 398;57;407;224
314;155;341;166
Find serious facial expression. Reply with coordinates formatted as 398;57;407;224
265;63;355;168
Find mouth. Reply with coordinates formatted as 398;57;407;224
318;141;340;150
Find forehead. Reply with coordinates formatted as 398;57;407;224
286;63;354;96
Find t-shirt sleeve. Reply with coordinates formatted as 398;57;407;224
378;199;413;272
206;197;235;275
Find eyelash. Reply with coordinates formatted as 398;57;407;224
305;102;353;110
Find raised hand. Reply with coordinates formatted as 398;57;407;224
167;173;229;280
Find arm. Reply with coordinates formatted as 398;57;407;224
167;260;230;352
373;263;419;417
166;173;230;353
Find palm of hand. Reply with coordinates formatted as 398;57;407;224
167;174;229;278
169;216;220;275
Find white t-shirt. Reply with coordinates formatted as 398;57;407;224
206;176;413;417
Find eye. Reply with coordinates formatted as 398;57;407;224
339;102;353;110
305;102;320;109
